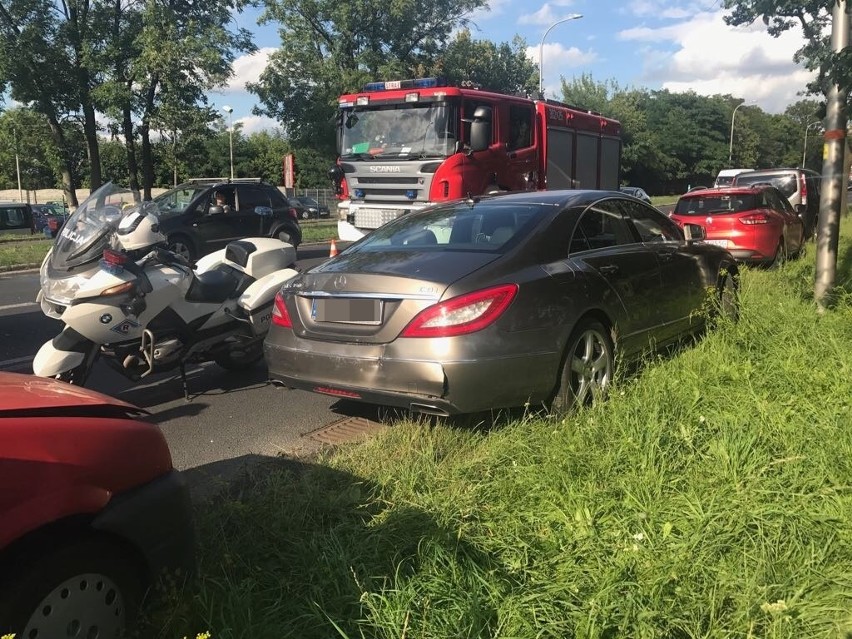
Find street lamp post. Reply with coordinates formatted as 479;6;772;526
12;128;22;203
802;120;822;169
222;105;234;181
728;100;749;165
539;14;583;98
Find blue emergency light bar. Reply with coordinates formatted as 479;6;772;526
362;77;445;92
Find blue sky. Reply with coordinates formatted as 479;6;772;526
217;0;816;134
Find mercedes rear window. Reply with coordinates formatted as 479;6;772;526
675;194;757;216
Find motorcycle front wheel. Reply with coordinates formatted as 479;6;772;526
214;343;264;371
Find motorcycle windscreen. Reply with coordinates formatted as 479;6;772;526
51;182;139;270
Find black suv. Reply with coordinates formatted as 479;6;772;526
153;178;302;261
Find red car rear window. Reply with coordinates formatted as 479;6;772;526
675;194;757;216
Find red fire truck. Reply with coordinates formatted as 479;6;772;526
330;77;622;241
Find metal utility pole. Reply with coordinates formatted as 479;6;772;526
12;128;23;203
538;14;583;98
814;0;849;309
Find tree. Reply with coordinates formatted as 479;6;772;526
438;30;537;96
250;0;488;153
0;0;85;203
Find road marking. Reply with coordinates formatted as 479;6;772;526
0;302;38;312
0;355;34;371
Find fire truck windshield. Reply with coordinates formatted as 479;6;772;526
340;102;457;160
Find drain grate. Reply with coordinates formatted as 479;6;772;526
305;416;387;444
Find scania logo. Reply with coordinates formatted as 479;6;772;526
369;166;402;173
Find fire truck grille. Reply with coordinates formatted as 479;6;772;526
357;176;420;185
354;207;406;229
359;188;421;198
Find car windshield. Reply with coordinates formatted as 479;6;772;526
675;194;757;216
340;102;457;160
50;183;141;269
154;186;208;216
734;173;796;198
347;200;544;253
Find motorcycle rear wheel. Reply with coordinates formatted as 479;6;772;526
214;343;264;371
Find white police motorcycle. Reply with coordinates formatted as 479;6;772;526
33;183;299;393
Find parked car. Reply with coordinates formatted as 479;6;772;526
292;195;331;219
619;186;652;204
731;167;821;239
0;372;194;637
0;202;33;236
714;168;753;188
153;178;302;261
31;204;68;237
670;184;804;265
265;190;739;416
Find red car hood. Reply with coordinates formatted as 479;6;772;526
0;372;143;415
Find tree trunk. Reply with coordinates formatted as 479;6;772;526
45;114;78;207
82;99;102;189
122;102;140;194
139;75;158;200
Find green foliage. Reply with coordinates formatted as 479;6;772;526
438;30;538;96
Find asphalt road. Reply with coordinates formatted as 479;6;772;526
0;242;375;485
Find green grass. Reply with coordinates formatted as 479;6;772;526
301;221;338;243
145;223;852;638
651;195;678;206
0;238;52;268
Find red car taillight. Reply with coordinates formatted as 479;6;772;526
400;284;518;338
800;173;808;206
272;292;292;328
739;213;770;225
288;207;299;220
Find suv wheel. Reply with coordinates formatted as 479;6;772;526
168;235;195;262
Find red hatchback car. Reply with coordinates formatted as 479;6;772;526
670;185;804;265
0;373;193;637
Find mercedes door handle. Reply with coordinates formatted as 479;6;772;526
599;264;619;276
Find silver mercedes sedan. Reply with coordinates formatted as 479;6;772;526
264;190;738;416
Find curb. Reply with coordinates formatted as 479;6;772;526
0;263;40;275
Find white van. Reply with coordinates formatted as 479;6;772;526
714;168;753;188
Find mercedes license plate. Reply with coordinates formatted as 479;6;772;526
311;298;382;324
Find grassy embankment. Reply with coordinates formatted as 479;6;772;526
0;223;339;270
146;223;852;638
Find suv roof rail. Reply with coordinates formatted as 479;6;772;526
186;177;264;184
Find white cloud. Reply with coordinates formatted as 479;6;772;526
526;42;597;68
236;115;283;135
519;3;582;26
224;48;276;93
618;10;816;113
469;0;512;22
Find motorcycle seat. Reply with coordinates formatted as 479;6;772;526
185;265;241;304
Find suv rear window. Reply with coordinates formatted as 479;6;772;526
675;194;757;216
734;172;797;198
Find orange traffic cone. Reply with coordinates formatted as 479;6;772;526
329;239;338;258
